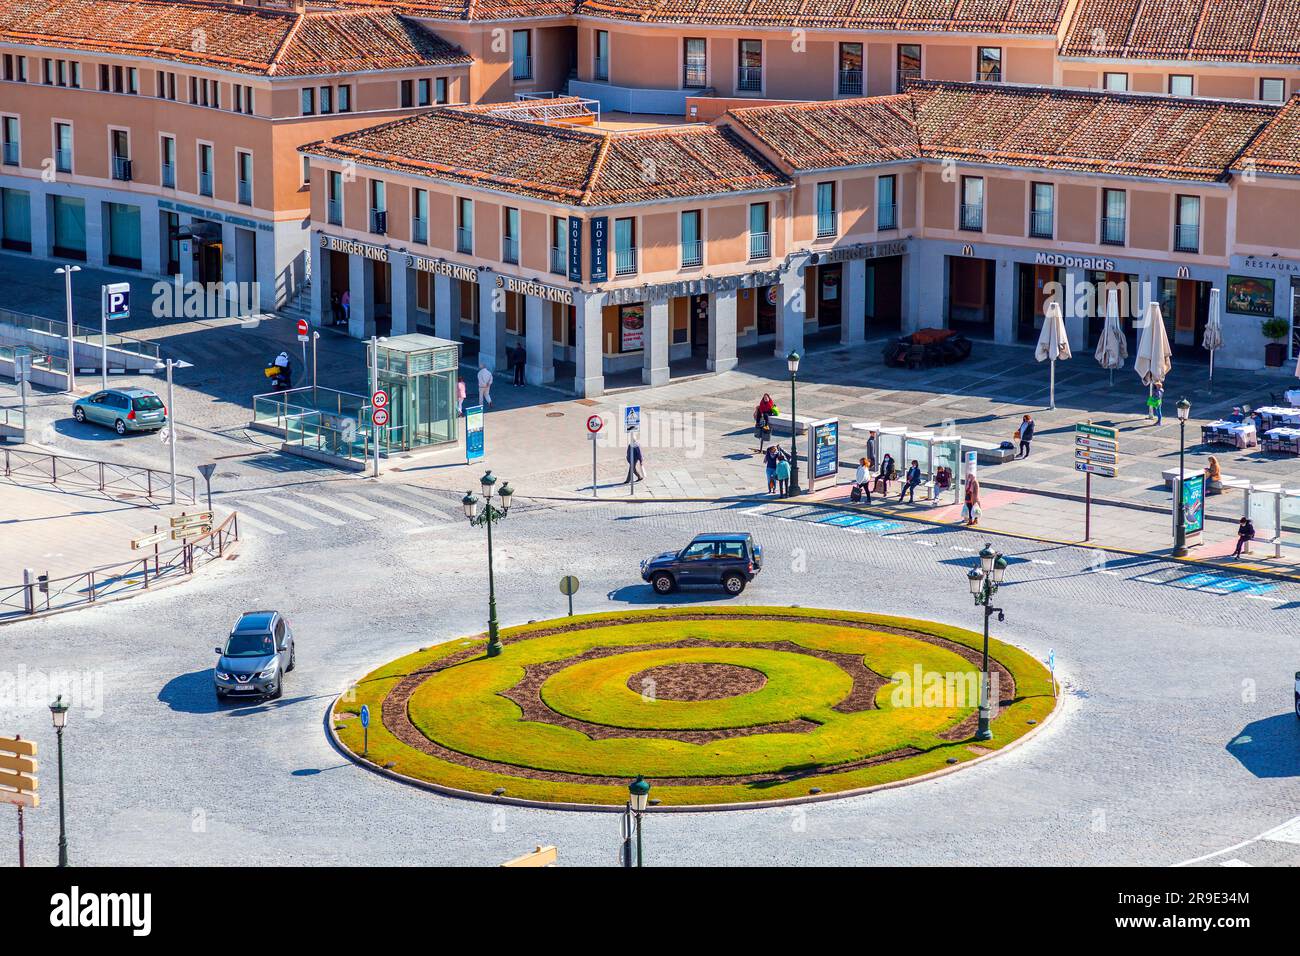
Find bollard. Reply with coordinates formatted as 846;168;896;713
22;568;35;614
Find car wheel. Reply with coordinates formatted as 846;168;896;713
114;419;127;435
73;406;86;423
651;572;675;594
214;688;225;704
272;671;284;700
723;573;746;595
286;646;296;672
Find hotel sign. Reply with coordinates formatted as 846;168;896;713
568;215;583;283
319;233;389;262
590;216;609;283
604;269;783;306
495;274;574;305
406;254;479;283
1035;252;1117;272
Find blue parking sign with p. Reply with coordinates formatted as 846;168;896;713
104;282;131;321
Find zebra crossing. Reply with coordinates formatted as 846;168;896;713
220;482;462;538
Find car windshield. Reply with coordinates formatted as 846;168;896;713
224;632;274;658
132;395;164;411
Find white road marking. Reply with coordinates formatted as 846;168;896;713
1030;559;1056;565
293;493;378;522
402;524;459;535
234;499;318;531
1262;817;1300;845
913;540;935;547
342;493;422;526
1174;813;1300;866
226;509;284;536
271;497;347;526
376;485;453;520
1219;858;1252;867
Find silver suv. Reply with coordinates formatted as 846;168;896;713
214;611;295;702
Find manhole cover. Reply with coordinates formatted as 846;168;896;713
180;434;198;441
116;493;137;500
546;412;564;418
219;472;239;479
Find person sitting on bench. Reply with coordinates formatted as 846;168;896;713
873;454;897;495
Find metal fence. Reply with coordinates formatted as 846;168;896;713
0;308;160;361
0;512;238;621
1;447;195;503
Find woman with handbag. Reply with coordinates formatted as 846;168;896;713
963;474;981;526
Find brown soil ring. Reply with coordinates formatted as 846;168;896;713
628;662;767;701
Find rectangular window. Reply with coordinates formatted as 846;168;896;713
550;216;566;274
1030;182;1054;238
681;209;702;267
337;84;351;112
683;37;707;88
412;188;428;244
1101;188;1126;245
70;62;81;89
1175;195;1200;253
435;77;448;104
234;84;242;114
102;64;111;91
1169;74;1193;97
128;68;138;94
877;174;897;230
2;117;19;167
977;47;1002;82
198;143;213;197
457;197;473;253
594;30;610;81
816;181;836;238
236;151;252;205
319;85;332;114
42;58;52;85
56;60;67;87
301;87;315;115
1103;72;1128;91
54;122;72;173
400;80;413;108
748;202;770;259
897;44;921;91
189;76;197;103
838;42;863;95
51;194;86;260
1261;77;1286;103
417;78;431;107
113;65;123;93
614;216;637;275
160;135;175;188
1;186;33;251
327;170;343;226
960;176;984;230
106;201;141;269
208;78;217;109
111;129;131;180
503;206;519;263
512;30;532;81
369;180;386;233
737;39;762;92
301;155;310;187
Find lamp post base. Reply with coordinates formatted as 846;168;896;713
976;706;992;741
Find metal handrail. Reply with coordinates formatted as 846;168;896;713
0;307;160;359
1;447;195;502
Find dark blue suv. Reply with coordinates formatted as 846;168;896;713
640;533;762;596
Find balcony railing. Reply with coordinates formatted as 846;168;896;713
503;236;519;264
550;247;565;275
838;69;863;95
1101;216;1126;245
2;141;17;166
198;170;212;196
960;203;984;231
112;155;131;181
327;199;342;226
161;161;175;188
877;203;898;230
512;56;532;81
897;68;921;91
1030;209;1054;238
370;209;387;235
594;57;608;81
413;218;428;244
816;209;837;238
55;147;71;173
681;239;702;268
684;61;707;88
614;246;637;276
737;66;762;92
749;231;771;260
237;180;252;206
1174;223;1199;253
456;226;473;254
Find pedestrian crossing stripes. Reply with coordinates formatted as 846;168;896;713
223;484;461;538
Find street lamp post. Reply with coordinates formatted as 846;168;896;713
463;470;513;657
966;543;1007;741
1173;398;1192;557
49;695;69;867
155;359;194;505
628;775;650;867
54;265;81;394
786;350;802;497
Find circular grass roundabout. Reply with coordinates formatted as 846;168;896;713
331;607;1058;808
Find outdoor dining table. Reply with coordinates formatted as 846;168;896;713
1284;389;1300;407
1201;420;1257;449
1255;406;1300;429
1262;427;1300;455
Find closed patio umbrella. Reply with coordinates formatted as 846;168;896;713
1135;301;1173;417
1202;287;1223;389
1035;298;1072;409
1094;288;1127;386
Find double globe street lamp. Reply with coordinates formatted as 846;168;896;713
463;470;513;658
966;543;1008;742
786;350;802;497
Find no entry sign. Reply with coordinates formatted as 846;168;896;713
296;319;308;341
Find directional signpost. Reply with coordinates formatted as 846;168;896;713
170;511;213;541
1075;422;1120;541
586;415;603;498
1;734;38;867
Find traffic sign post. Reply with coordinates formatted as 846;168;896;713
1;734;38;867
622;406;640;499
297;318;309;371
586;415;603;498
559;574;580;616
360;704;370;756
1075;423;1120;541
197;462;216;514
100;282;130;391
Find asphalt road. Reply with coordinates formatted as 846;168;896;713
2;486;1298;867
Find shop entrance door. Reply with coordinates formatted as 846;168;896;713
1159;277;1211;360
690;294;709;355
816;264;842;329
756;285;777;336
197;241;223;285
947;256;995;336
866;256;902;332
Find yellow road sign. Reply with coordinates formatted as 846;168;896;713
170;511;214;529
500;845;558;868
0;736;36;757
171;525;212;541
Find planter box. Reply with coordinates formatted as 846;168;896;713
1265;342;1287;367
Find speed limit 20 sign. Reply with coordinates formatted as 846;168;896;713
372;390;389;409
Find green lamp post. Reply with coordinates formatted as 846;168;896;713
966;544;1008;741
785;350;802;497
628;775;651;867
463;470;513;657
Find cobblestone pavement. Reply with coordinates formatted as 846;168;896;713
2;493;1298;867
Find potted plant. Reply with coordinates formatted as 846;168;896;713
1262;317;1290;368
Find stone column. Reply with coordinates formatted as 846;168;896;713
432;273;456;340
776;264;805;357
708;289;738;373
642;296;670;386
574;289;604;398
389;256;413;336
29;189;50;259
347;253;373;339
478;271;506;370
993;257;1015;344
905;245;943;333
841;257;866;346
309;237;328;328
85;199;105;267
524;295;554;385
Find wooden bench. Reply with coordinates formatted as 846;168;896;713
962;439;1015;465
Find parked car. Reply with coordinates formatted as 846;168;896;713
213;611;295;702
72;387;166;435
640;532;763;595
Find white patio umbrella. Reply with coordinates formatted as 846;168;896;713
1034;298;1072;409
1094;288;1127;386
1202;287;1223;389
1135;300;1173;417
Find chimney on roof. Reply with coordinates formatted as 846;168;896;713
292;0;306;11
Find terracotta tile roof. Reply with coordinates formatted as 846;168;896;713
0;0;472;76
727;81;1277;182
302;108;789;206
575;0;1069;33
1232;95;1300;176
1060;0;1300;64
332;0;575;20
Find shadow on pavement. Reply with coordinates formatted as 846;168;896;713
605;585;741;604
157;669;221;714
1225;714;1300;778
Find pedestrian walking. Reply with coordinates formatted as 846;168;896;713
1232;516;1256;558
1016;414;1035;458
340;289;351;325
512;343;526;386
330;291;343;327
852;457;873;504
763;444;783;494
864;430;878;472
1148;380;1165;424
775;454;791;496
477;363;494;408
456;377;466;415
962;474;981;526
625;437;645;484
899;460;922;503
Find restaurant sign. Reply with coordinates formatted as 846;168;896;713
815;240;909;264
406;254;479;283
495;274;574;305
319;233;389;262
604;269;782;306
1035;252;1117;272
